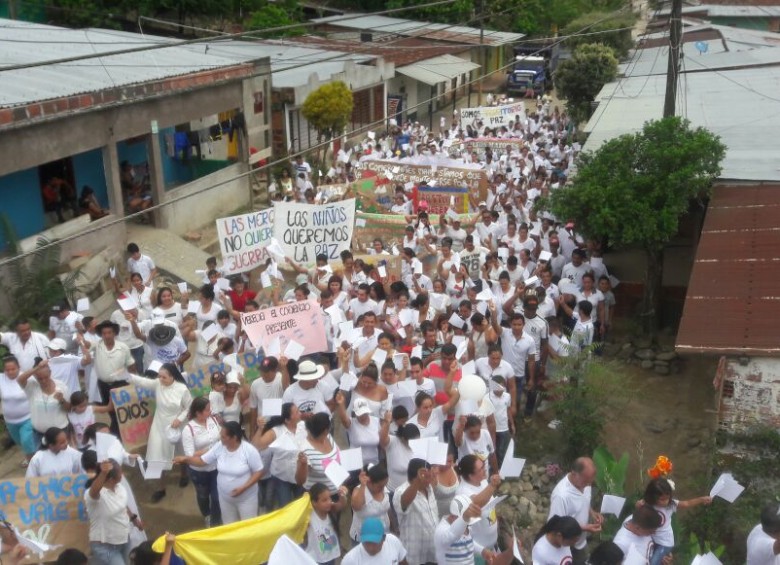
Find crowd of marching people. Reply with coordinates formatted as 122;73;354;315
1;98;778;565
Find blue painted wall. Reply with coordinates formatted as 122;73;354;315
0;167;45;241
72;149;108;208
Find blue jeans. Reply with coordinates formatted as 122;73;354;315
130;346;145;374
495;431;511;468
269;476;301;510
7;419;37;455
90;541;128;565
651;544;673;565
189;469;221;526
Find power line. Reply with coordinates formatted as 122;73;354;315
0;3;633;267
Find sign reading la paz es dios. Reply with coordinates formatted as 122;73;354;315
216;208;275;275
273;199;356;264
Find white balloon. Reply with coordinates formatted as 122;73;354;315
459;374;487;401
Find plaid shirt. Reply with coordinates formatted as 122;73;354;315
393;481;439;564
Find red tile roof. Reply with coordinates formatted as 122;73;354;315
676;183;780;356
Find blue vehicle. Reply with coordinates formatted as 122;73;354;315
506;55;547;97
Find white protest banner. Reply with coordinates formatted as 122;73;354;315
216;209;275;275
273;199;356;265
241;299;328;356
459;101;526;127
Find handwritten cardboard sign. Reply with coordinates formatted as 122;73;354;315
447;137;526;159
185;351;265;398
415;185;469;214
216;209;275;275
111;384;155;452
459;102;526;127
272;199;356;265
352;210;480;252
357;159;487;203
241;299;327;356
0;474;90;562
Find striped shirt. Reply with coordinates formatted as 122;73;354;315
393;482;438;564
301;435;341;494
435;516;483;564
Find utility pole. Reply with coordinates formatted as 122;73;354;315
663;0;683;117
478;0;484;103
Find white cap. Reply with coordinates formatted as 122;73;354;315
353;399;371;417
226;370;241;385
47;338;67;351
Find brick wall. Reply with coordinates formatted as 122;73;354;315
718;357;780;432
0;65;255;130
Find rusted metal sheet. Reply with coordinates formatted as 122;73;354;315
676;183;780;356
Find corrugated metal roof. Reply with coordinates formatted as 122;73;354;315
676;183;780;356
312;14;524;46
285;35;468;67
0;19;377;108
681;4;780;17
583;48;780;182
396;54;479;85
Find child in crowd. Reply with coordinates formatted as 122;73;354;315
304;482;348;565
571;300;594;351
67;391;113;448
640;478;712;565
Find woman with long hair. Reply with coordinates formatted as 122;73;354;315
251;402;304;510
128;363;192;502
532;515;583;564
181;397;222;527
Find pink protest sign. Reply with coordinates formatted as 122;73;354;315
241;299;327;355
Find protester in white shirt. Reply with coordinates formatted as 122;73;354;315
0;356;37;461
393;459;439;565
126;242;157;286
548;457;603;559
26;427;82;477
48;303;84;354
17;358;71;439
46;337;91;394
532;515;583;565
342;517;407;565
181;396;223;527
613;506;664;565
86;459;141;563
176;421;265;524
746;502;780;565
454;415;498;476
434;494;498;565
1;319;51;371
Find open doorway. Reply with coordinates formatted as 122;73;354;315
38;157;78;226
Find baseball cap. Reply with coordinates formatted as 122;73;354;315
47;338;67;351
360;517;385;544
353;399;371;417
261;357;279;372
226;370;241;385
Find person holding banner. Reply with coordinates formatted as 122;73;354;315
26;426;82;477
128;363;192;503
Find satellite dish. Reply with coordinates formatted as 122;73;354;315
695;41;709;54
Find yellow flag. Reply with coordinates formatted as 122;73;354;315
152;494;311;564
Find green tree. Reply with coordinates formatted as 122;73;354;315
547;117;726;333
563;11;637;58
383;0;473;26
246;0;304;36
302;81;353;162
554;42;618;124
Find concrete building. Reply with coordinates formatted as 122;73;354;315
310;14;523;122
583;26;780;431
658;4;780;31
0;19;273;255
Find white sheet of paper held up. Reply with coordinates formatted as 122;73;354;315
340;448;364;471
600;494;626;516
284;339;305;361
324;461;350;486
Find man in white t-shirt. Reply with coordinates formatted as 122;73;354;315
48;303;84;354
281;360;331;417
1;319;51;371
126;242;157;286
548;457;604;563
341;517;407;565
46;337;90;394
348;284;379;321
248;356;289;436
613;506;664;565
561;249;590;289
746;502;780;565
500;314;536;416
